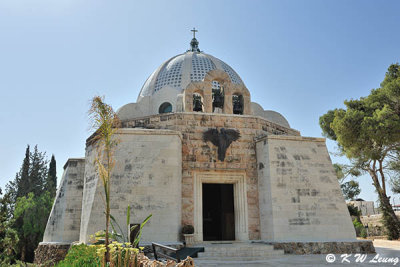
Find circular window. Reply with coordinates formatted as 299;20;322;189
159;102;172;114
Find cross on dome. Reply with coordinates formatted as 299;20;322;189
189;27;200;52
191;27;198;38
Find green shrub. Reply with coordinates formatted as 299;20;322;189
360;228;367;238
56;244;99;267
353;219;367;238
8;261;37;267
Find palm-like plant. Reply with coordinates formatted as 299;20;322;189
108;206;152;247
88;96;120;262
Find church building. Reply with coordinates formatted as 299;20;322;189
42;30;369;253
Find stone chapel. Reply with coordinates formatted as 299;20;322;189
42;31;367;252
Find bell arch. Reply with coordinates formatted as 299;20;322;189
230;86;251;115
230;85;251;115
184;83;212;113
204;70;232;114
183;69;251;114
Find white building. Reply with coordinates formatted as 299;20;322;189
39;31;374;256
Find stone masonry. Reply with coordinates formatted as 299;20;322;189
256;135;356;241
121;112;300;240
43;158;85;243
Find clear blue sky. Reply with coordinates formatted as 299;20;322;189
0;0;399;204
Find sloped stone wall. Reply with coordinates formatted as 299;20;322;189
43;158;85;243
256;135;356;241
80;129;182;243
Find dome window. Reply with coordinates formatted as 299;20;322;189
159;102;172;114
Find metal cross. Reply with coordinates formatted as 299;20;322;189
191;27;198;38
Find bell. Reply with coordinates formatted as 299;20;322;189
193;99;203;112
233;95;243;114
233;102;243;114
213;94;224;109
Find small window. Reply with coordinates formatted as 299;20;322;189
159;102;172;114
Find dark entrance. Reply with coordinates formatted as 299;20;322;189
202;183;235;241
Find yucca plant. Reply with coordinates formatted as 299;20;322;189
91;206;152;267
108;206;152;247
92;206;152;249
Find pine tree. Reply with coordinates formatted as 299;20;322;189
320;63;400;239
29;145;48;197
11;146;50;262
16;145;30;199
46;155;57;198
0;145;54;263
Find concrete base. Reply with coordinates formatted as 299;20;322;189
254;240;375;254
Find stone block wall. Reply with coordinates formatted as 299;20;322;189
43;158;85;243
34;243;70;266
80;129;182;243
256;135;356;241
266;240;375;254
121;112;300;240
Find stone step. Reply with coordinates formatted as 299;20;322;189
195;242;285;261
197;252;284;259
203;245;275;253
195;255;284;261
197;244;284;259
197;250;284;258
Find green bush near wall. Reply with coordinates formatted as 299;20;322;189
55;244;99;267
353;219;367;238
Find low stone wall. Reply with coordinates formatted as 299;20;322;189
34;242;70;266
256;241;375;254
361;212;400;227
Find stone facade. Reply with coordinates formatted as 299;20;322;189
80;129;182;243
43;158;85;243
42;110;358;246
121;112;299;241
256;135;356;241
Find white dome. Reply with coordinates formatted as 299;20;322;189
137;38;244;101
